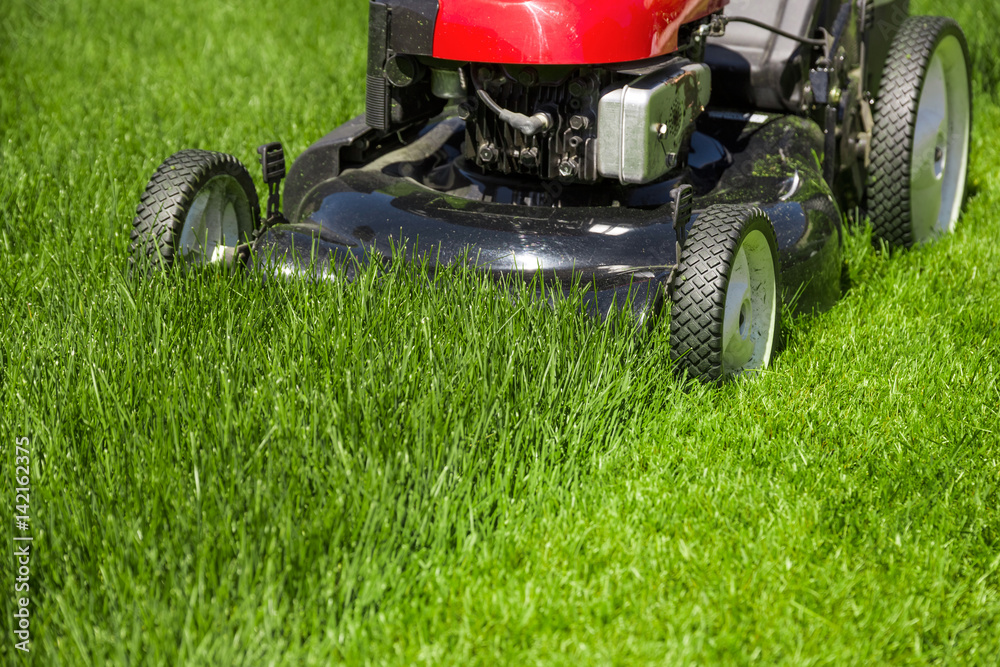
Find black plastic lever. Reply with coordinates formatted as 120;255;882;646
257;142;286;222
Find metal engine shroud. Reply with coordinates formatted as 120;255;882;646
463;60;711;186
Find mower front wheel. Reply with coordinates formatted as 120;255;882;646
130;149;260;271
670;206;781;384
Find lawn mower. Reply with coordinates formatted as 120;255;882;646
130;0;972;383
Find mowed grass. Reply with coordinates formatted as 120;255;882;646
1;0;999;663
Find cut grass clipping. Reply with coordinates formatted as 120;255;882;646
2;0;999;663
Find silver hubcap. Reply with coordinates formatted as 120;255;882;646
178;176;252;263
911;35;971;242
722;229;777;375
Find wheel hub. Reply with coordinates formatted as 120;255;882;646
179;175;251;263
722;229;777;375
738;298;751;339
910;34;971;242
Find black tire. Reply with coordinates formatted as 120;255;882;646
670;206;781;384
868;17;972;248
130;149;259;271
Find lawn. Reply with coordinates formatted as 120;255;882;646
1;0;999;663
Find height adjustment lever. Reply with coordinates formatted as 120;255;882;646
666;184;695;292
671;184;694;250
257;142;286;223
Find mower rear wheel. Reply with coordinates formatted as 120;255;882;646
868;17;972;248
130;149;259;271
670;206;780;384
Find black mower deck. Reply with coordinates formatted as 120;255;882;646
252;110;842;320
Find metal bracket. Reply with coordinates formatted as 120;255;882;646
695;15;727;40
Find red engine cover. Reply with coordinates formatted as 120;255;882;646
432;0;729;65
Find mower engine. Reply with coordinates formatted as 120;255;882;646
366;0;721;187
459;60;710;184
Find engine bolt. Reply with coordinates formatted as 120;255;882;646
569;115;590;131
519;148;539;167
569;77;594;97
517;68;538;86
558;158;579;178
478;143;499;163
457;103;474;120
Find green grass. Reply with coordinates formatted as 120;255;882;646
2;0;999;663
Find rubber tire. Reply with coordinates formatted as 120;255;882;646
670;206;781;384
868;17;972;249
130;149;259;271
